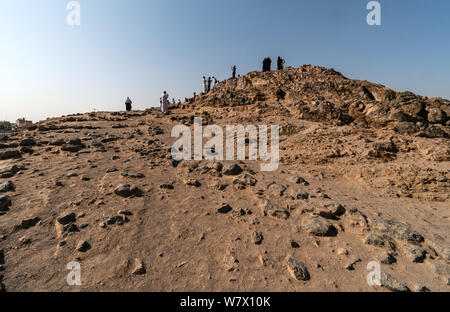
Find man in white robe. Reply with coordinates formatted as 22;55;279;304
160;91;169;114
202;76;207;93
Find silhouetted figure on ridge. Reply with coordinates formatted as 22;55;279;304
231;65;237;78
125;97;132;111
262;57;272;72
207;77;212;93
277;56;285;70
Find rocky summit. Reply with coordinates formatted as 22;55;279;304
0;65;448;292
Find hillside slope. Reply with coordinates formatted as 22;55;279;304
0;66;448;292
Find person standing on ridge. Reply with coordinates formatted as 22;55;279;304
202;76;208;94
231;65;237;79
207;77;212;93
263;57;272;72
172;98;176;106
213;77;218;88
277;56;286;70
160;91;169;114
125;97;132;111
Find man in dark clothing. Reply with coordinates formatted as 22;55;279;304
125;97;132;111
231;65;236;78
263;57;272;72
277;56;285;70
207;77;212;93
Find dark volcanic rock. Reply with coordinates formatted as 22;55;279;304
0;164;19;178
0;195;12;212
300;216;336;236
371;219;424;243
286;256;310;281
0;149;20;160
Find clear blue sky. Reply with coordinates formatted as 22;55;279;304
1;0;449;122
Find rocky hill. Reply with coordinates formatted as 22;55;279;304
0;66;448;292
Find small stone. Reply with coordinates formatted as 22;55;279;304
413;284;430;292
185;179;201;187
337;248;349;256
159;183;174;190
223;254;239;271
377;251;396;264
217;203;232;214
19;217;40;230
289;240;300;248
131;258;146;275
323;202;346;216
76;240;91;252
18;236;32;245
300;216;335;236
56;212;76;225
313;208;335;219
252;231;263;245
289;175;309;185
0;195;12;212
371;219;424;243
286;256;310;281
223;163;243;176
0;181;14;193
401;244;426;263
380;273;410;292
288;188;309;200
80;175;90;181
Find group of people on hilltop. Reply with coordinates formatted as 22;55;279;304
263;56;285;72
124;56;286;114
202;76;219;94
124;92;181;115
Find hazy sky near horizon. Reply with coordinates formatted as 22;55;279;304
1;0;449;122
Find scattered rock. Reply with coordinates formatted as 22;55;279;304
401;244;426;263
222;163;243;176
217;203;232;214
0;181;14;193
288;188;309;200
259;199;290;220
122;169;145;179
413;284;430;292
371;219;424;243
0;195;12;212
377;251;396;264
345;257;361;270
19;217;40;230
0;149;20;160
76;240;91;252
223;254;239;271
56;212;76;225
288;175;309;185
159;183;174;190
114;184;142;197
323;202;346;216
300;216;336;236
0;164;19;178
251;231;263;245
131;258;146;275
364;233;395;249
184;179;201;187
286;256;310;281
380;273;410;292
337;248;349;256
